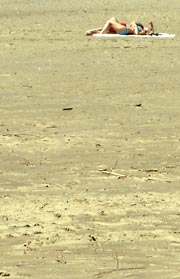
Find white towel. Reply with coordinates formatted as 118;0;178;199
93;33;176;39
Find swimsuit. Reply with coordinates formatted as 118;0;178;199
137;25;143;31
118;24;142;35
118;26;129;35
120;22;127;26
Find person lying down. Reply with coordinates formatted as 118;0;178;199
85;17;154;36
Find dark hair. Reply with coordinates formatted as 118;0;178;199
136;22;144;29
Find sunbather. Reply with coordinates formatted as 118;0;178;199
85;17;154;36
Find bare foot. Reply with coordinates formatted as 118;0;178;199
85;30;93;36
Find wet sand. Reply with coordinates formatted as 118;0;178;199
0;0;180;278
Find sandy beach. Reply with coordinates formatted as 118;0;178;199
0;0;180;278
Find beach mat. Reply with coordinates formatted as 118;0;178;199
93;33;176;39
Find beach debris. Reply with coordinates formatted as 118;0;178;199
89;235;97;241
99;169;127;179
2;133;41;139
99;210;106;216
24;224;31;228
0;216;8;221
54;213;62;219
39;203;48;209
95;266;145;278
139;168;158;173
95;143;101;151
46;125;58;128
62;107;73;111
131;167;158;173
146;177;156;181
56;257;67;264
0;272;10;277
96;143;101;148
34;231;42;235
135;103;142;107
99;160;127;179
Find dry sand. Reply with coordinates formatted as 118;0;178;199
0;0;180;278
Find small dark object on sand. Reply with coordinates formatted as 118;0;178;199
62;107;73;111
0;271;10;277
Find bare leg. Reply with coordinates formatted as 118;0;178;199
101;20;112;34
110;17;120;23
101;18;127;34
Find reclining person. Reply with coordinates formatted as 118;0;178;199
85;17;154;36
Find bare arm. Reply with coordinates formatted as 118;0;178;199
129;21;138;34
85;27;102;36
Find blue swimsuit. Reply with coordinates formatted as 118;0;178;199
119;25;143;35
137;25;143;31
118;26;129;35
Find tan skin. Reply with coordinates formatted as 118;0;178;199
85;17;154;36
101;17;135;34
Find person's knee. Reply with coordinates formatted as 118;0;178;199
110;16;116;21
110;16;117;23
106;19;112;26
